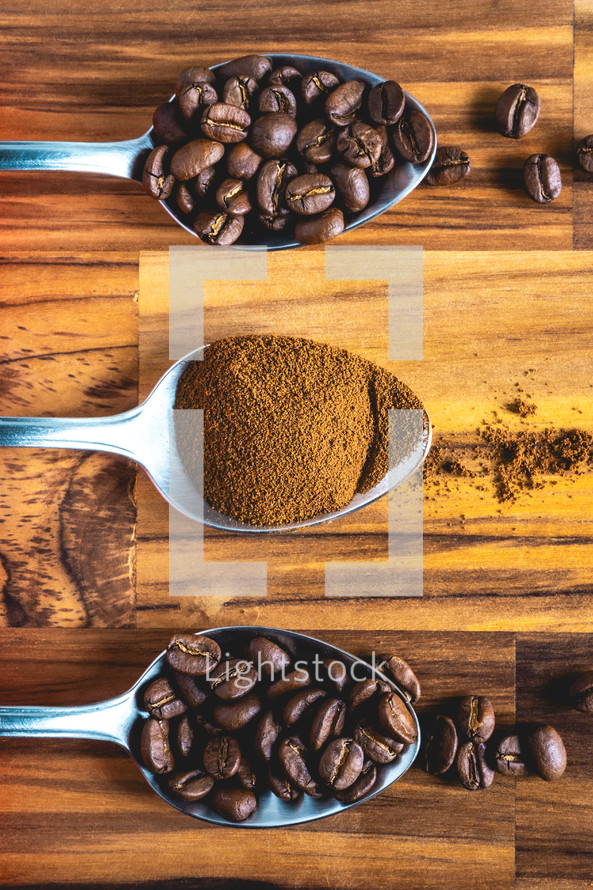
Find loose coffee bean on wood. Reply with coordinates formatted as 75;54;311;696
425;146;471;186
495;734;528;776
457;741;495;790
527;725;567;781
523;154;562;203
457;695;495;742
495;83;540;138
569;670;593;712
421;715;458;775
576;135;593;173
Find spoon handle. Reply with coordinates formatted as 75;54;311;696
0;133;154;181
0;695;132;747
0;409;142;460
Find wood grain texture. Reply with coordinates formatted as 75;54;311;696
0;0;576;251
0;254;138;627
136;248;593;632
0;628;516;890
574;0;593;249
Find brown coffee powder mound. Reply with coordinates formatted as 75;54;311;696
174;335;424;526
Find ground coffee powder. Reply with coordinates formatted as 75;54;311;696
174;335;424;526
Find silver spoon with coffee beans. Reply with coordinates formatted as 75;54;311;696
0;53;436;249
0;344;432;532
0;627;420;827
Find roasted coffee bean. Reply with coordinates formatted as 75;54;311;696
167;768;214;801
285;173;335;215
337;122;382;168
144;677;187;720
201;102;250;143
392;109;434;164
495;734;528;777
256;159;297;218
259;86;298;117
208;658;257;700
259;212;289;231
318;738;364;790
176;183;196;215
255;710;282;761
267;667;312;698
142;145;175;199
194;165;217;199
226;142;262;180
176;714;195;759
378;692;418;744
250;113;298;158
211;786;257;822
354;721;403;764
283;687;327;726
309;697;346;751
576;135;593;174
213;692;262;730
380;655;421;704
268;65;302;89
170;139;225;181
523;154;562;203
176;67;217;122
495;83;540;138
421;715;458;775
368;80;405;126
457;695;495;743
203;735;241;779
527;725;567;781
457;741;495;790
302;70;340;105
294;207;344;244
319;658;349;694
194;211;244;245
165;634;221;676
173;671;207;708
215;177;252;216
195;713;224;737
278;736;317;793
325;80;366;126
222;75;258;111
334;759;377;803
330;163;370;212
237;757;258;790
349;678;391;712
296;119;336;165
569;670;593;713
141;717;174;774
425;146;471;186
369;126;395;178
152;100;189;146
218;55;272;82
245;635;291;678
268;761;302;801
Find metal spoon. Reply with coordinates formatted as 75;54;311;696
0;345;431;532
0;54;436;250
0;626;420;828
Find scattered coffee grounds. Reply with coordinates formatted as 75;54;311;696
506;397;536;418
174;335;424;526
140;632;418;822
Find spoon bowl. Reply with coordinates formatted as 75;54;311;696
0;626;420;828
0;345;431;532
0;53;436;249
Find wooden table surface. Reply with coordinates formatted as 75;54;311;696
1;0;593;887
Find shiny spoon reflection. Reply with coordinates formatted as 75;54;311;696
0;626;420;828
0;54;436;250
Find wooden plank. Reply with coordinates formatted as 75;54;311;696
574;0;593;249
0;254;138;627
0;628;515;889
137;249;593;632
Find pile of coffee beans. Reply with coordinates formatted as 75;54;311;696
140;633;419;822
421;694;567;788
142;54;434;245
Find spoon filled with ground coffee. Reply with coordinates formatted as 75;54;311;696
0;627;420;827
0;335;430;531
0;53;436;248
